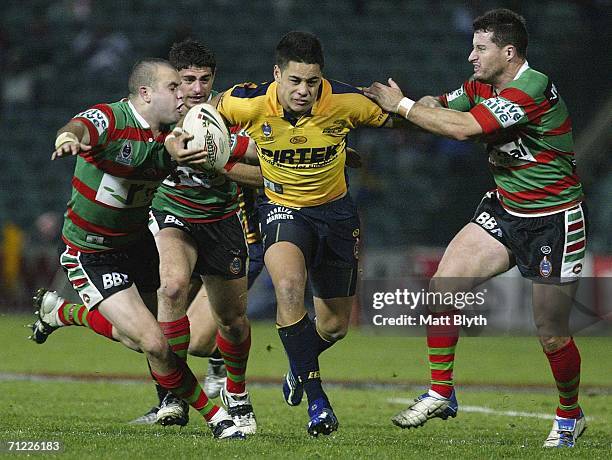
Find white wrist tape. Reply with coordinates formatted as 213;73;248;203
54;132;79;149
396;97;415;119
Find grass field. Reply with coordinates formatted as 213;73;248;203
1;313;611;458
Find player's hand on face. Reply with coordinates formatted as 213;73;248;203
345;147;363;169
363;78;405;114
165;128;207;165
51;142;91;160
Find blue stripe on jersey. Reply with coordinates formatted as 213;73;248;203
231;82;273;99
329;79;362;95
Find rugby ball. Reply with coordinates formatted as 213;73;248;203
181;103;231;173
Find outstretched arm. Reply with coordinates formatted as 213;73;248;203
52;121;92;160
364;79;482;141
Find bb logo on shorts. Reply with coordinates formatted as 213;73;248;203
539;256;552;277
229;257;242;275
540;245;551;254
572;263;583;274
102;272;129;289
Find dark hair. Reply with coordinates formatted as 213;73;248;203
128;58;174;96
168;39;216;72
473;8;528;58
275;31;324;70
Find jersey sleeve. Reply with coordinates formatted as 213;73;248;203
353;94;390;128
224;125;250;172
469;85;536;135
72;104;113;147
439;82;473;112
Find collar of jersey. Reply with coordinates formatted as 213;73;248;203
266;79;330;119
513;61;530;81
128;100;150;129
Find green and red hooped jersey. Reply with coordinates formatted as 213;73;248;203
440;62;584;216
61;100;173;252
151;124;250;223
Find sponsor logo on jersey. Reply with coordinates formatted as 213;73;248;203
75;108;109;135
544;80;560;106
229;257;242;275
260;144;339;167
322;120;347;135
539;256;552;277
487;138;536;166
263;177;283;194
290;136;308;144
262;122;273;138
482;97;525;128
266;206;294;225
540;245;552;254
86;234;106;245
446;87;465;102
116;141;133;165
96;174;158;209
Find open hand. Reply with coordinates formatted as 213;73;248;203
363;78;405;113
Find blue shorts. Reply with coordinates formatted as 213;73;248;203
259;194;360;298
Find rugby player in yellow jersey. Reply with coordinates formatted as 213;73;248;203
167;31;392;436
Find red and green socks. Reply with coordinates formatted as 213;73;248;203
152;359;219;421
57;301;114;340
426;311;459;398
545;338;582;418
216;329;251;394
159;316;190;361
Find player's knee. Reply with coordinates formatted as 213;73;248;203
538;335;570;353
317;318;349;342
157;276;190;305
216;314;248;342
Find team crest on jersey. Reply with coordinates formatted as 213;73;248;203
116;141;133;165
229;257;242;275
539;256;552;277
262;122;273;138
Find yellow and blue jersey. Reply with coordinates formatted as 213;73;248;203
218;79;389;207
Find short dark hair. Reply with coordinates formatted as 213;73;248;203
275;31;324;70
128;58;174;96
168;39;216;72
473;8;528;58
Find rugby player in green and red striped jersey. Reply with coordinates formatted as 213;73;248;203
144;40;261;433
365;8;587;448
32;58;245;440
